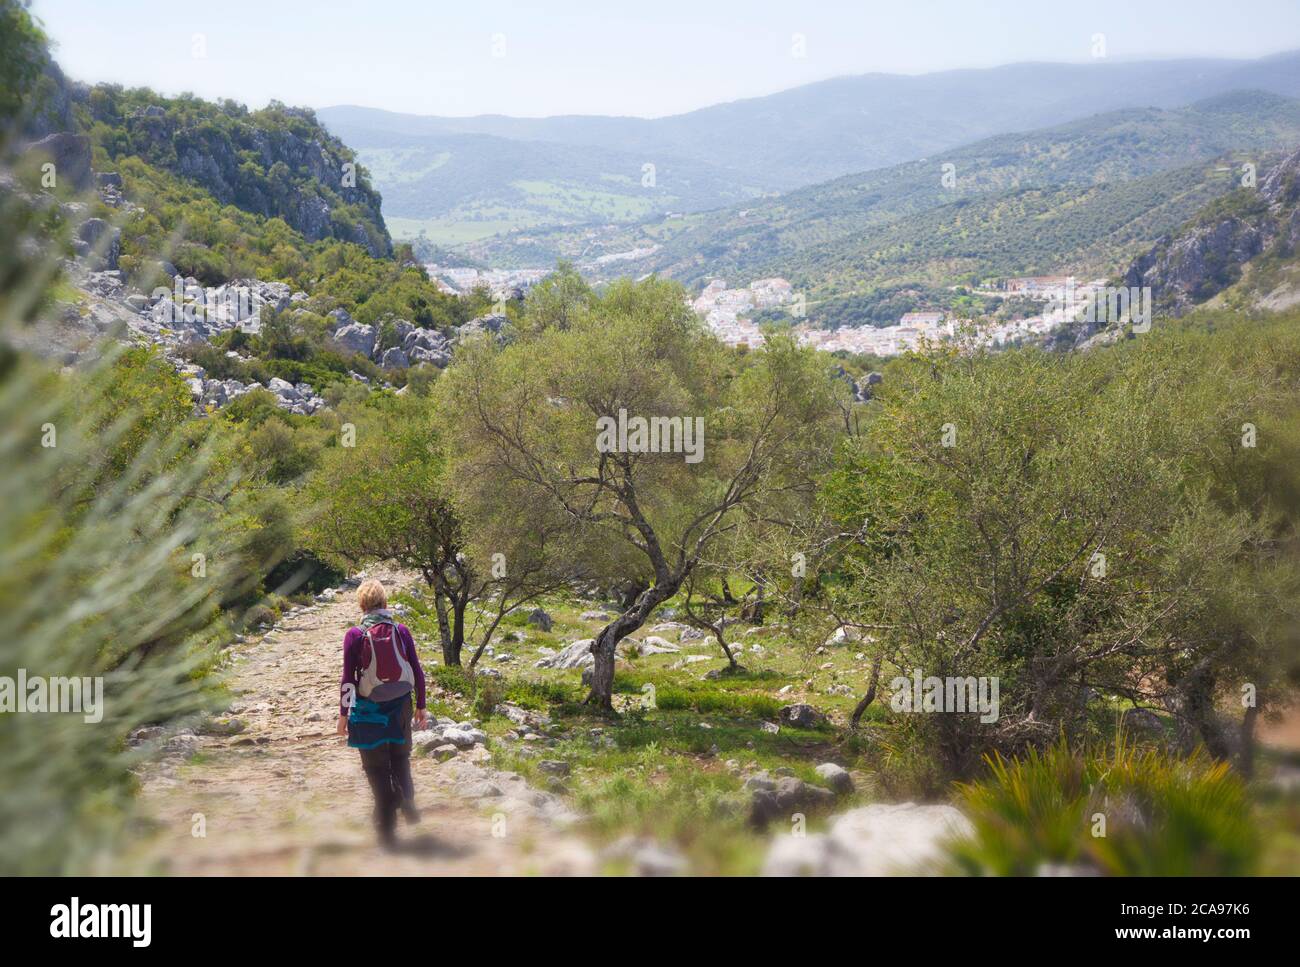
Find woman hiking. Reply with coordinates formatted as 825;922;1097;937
336;579;429;847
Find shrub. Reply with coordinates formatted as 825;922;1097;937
243;604;276;628
946;736;1259;876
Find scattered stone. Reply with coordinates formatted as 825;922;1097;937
200;716;246;736
815;762;854;794
603;835;688;876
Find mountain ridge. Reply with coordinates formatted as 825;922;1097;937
320;51;1300;242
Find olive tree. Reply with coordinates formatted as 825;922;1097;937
439;277;841;709
821;326;1300;777
303;394;574;665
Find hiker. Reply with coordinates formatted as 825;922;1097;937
336;579;429;847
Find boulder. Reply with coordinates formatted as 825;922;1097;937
749;774;836;826
495;702;550;732
455;313;510;345
602;835;688;876
266;377;300;400
379;346;409;369
624;636;679;656
778;703;827;729
333;322;376;358
326;307;354;332
536;638;596;669
526;608;553;632
762;803;972;876
76;217;120;271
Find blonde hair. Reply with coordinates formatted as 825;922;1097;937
357;579;388;612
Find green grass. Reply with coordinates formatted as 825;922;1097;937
388;587;1299;875
387;589;879;872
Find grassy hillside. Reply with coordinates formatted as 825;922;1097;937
322;52;1300;191
81;86;392;258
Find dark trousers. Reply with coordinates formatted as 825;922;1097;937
357;697;414;837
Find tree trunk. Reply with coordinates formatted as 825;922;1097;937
586;583;675;710
451;593;466;656
850;654;885;728
742;576;767;624
717;628;738;668
1239;701;1261;779
433;589;459;666
1166;659;1233;760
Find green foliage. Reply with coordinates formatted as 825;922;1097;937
0;0;48;128
820;317;1300;776
81;85;388;256
0;339;291;872
947;736;1259;876
300;393;453;581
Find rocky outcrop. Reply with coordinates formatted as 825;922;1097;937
1123;146;1300;315
332;322;376;358
403;326;453;367
78;92;391;257
27;131;92;190
455;313;510;346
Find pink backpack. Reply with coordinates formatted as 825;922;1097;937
357;621;415;698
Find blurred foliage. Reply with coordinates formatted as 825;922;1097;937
947;735;1258;875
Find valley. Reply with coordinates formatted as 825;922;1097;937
5;0;1300;889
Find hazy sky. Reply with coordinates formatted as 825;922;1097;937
31;0;1300;118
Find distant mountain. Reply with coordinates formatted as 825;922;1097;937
331;123;764;245
457;91;1300;327
321;51;1300;243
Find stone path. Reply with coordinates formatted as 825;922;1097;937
133;569;595;875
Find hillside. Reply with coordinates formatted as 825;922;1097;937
332;124;767;246
322;52;1300;242
1123;146;1300;314
79;86;393;258
463;92;1300;326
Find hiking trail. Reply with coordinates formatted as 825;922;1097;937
133;568;596;875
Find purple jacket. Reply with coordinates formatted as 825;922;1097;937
340;621;426;716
